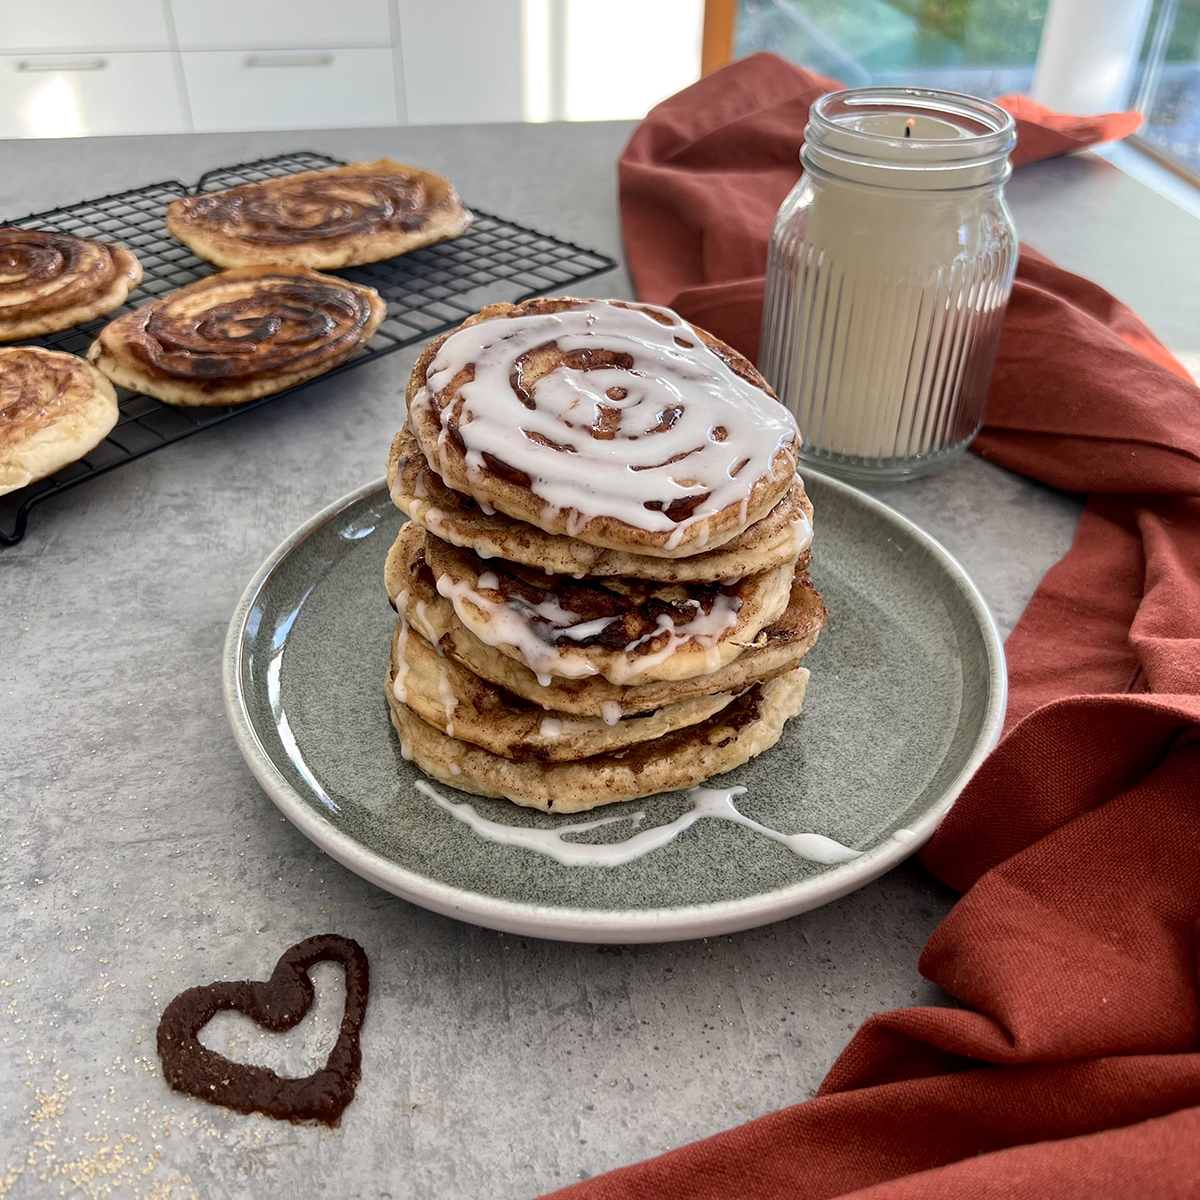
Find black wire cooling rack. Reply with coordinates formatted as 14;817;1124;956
0;150;617;545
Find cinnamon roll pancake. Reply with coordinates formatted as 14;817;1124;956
385;522;827;717
391;618;739;762
87;265;385;406
0;228;141;341
419;526;795;687
386;661;809;813
405;297;799;557
388;421;814;582
166;160;472;270
0;347;118;495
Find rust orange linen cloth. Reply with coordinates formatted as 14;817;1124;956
541;57;1200;1200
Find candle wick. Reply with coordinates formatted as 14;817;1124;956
904;119;914;138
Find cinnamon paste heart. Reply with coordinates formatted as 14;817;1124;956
156;934;369;1124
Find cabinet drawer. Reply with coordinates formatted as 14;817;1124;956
0;52;186;138
170;0;391;50
180;48;397;132
0;0;170;53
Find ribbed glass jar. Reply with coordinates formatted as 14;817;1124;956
759;88;1018;483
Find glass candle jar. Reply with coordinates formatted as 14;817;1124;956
759;88;1018;483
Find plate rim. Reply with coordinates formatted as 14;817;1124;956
222;474;1007;944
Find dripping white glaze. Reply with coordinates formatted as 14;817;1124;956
600;701;622;726
415;781;863;868
410;300;798;538
436;671;458;736
539;716;563;739
391;599;411;703
413;598;432;635
434;569;743;685
612;595;741;682
558;615;622;642
434;573;599;681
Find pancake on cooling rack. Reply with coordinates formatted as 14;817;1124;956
0;228;142;341
0;347;118;495
381;296;828;812
166;159;473;271
87;265;385;407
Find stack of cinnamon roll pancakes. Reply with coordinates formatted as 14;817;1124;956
385;297;827;813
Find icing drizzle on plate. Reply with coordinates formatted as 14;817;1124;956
416;781;862;868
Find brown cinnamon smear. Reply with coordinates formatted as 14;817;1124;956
422;532;744;656
0;348;97;454
172;174;430;245
156;934;369;1125
114;268;374;382
0;228;125;319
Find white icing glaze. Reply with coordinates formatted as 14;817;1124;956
600;701;622;726
434;568;744;686
437;671;458;736
448;763;462;775
410;300;798;538
391;598;411;703
558;615;621;642
539;717;563;739
413;598;432;634
476;570;500;590
792;513;813;555
416;782;862;868
434;573;600;682
613;595;741;682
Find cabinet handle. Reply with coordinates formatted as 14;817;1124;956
17;57;108;72
244;53;333;68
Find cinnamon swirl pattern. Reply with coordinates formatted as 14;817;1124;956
0;228;142;341
0;347;118;496
387;419;814;582
385;523;827;719
406;297;798;557
87;265;386;407
382;298;826;813
421;532;796;687
166;160;473;270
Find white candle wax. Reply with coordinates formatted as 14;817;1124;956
845;112;974;143
760;91;1017;474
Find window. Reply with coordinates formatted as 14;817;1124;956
735;0;1049;98
1132;0;1200;177
732;0;1200;183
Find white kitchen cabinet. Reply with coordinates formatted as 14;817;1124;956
0;52;186;138
170;0;392;50
0;0;701;138
396;0;523;124
0;0;171;53
180;48;398;132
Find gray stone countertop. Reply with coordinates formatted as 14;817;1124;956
2;121;1196;1200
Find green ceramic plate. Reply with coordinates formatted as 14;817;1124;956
223;474;1005;943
